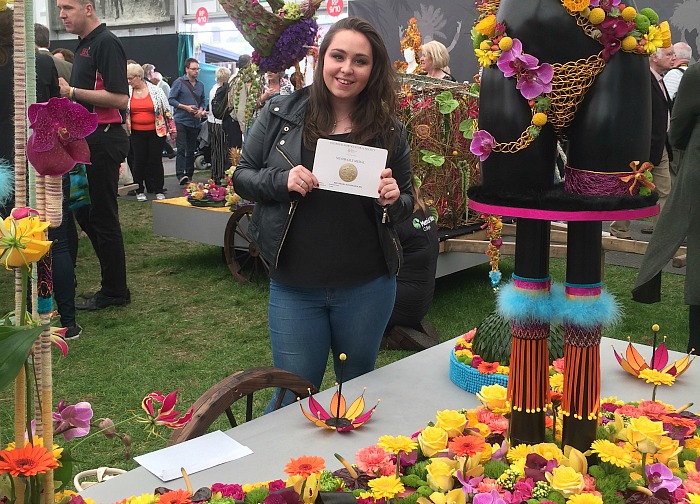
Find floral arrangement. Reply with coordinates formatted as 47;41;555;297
395;18;423;74
0;391;194;502
397;84;481;229
217;0;322;73
96;395;699;504
468;0;671;163
184;180;230;207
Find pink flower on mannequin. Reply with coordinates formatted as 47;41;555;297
470;130;496;162
26;97;98;176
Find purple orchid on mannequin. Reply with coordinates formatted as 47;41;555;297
497;38;553;100
470;130;497;161
26;97;98;176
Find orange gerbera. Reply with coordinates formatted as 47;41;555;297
283;455;325;478
0;444;58;477
448;435;486;457
478;361;500;374
156;489;192;504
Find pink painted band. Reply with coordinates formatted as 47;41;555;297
513;278;551;291
469;200;659;222
565;286;601;297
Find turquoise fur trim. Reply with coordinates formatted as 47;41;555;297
38;296;53;315
0;159;14;208
497;281;555;323
550;284;621;329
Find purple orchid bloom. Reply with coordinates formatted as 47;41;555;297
646;463;682;493
27;97;98;176
470;130;497;162
599;17;634;60
490;439;509;462
516;63;554;100
497;39;539;78
589;0;620;9
53;399;93;441
456;471;484;494
524;453;550;483
473;489;507;504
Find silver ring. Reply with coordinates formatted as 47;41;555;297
300;180;307;188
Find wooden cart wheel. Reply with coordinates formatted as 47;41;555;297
224;204;270;284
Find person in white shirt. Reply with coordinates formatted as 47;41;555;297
663;42;692;102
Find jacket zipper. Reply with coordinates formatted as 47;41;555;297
274;144;298;268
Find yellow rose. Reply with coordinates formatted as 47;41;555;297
474;15;497;37
476;384;510;415
653;436;681;465
627;416;666;453
419;426;449;457
426;459;455;492
546;466;584;497
429;488;466;504
0;216;53;269
532;443;564;462
435;410;467;438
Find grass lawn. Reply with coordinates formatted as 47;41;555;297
0;197;688;475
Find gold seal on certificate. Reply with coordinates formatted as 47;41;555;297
338;163;358;182
313;139;388;198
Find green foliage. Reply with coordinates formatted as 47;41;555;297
435;92;459;115
320;471;342;492
244;487;270;504
0;323;45;390
639;7;659;24
416;486;433;497
420;150;446;167
395;491;421;504
483;459;509;479
459;119;474;140
535;96;551;112
596;424;611;441
472;30;487;49
209;498;237;504
401;474;427;489
679;448;698;466
404;459;429;480
546;490;566;504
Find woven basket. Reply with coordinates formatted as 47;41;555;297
449;350;508;395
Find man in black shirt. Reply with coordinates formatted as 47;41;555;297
57;0;131;310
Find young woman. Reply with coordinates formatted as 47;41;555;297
420;40;456;81
233;16;413;408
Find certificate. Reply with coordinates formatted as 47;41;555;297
313;139;388;198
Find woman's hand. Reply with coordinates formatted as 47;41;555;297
287;165;318;196
377;168;400;206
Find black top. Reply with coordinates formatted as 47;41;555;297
70;23;128;124
36;52;59;103
270;134;388;288
388;208;439;327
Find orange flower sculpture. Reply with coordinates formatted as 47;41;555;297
613;325;695;380
0;444;59;477
300;353;378;432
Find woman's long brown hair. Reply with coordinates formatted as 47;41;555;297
303;17;398;153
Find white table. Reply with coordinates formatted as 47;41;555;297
82;337;699;502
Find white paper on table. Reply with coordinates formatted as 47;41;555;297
134;430;253;481
312;139;388;198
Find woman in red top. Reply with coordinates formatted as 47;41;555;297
126;63;174;201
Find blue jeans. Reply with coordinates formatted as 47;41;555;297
175;123;200;180
266;275;397;411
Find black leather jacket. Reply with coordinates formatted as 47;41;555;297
233;87;413;275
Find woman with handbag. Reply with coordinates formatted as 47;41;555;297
125;63;173;201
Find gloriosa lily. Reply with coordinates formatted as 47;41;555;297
613;339;695;378
300;388;378;432
137;390;194;436
0;214;53;270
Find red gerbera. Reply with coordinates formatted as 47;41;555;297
283;455;325;478
0;444;58;477
448;435;486;457
156;489;192;504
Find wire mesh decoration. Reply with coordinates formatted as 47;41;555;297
397;75;481;229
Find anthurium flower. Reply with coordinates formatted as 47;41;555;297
53;399;93;441
26;96;98;176
138;390;194;436
0;215;53;269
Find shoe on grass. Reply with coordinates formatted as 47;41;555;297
179;176;189;185
76;291;131;311
156;193;165;200
64;324;83;340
